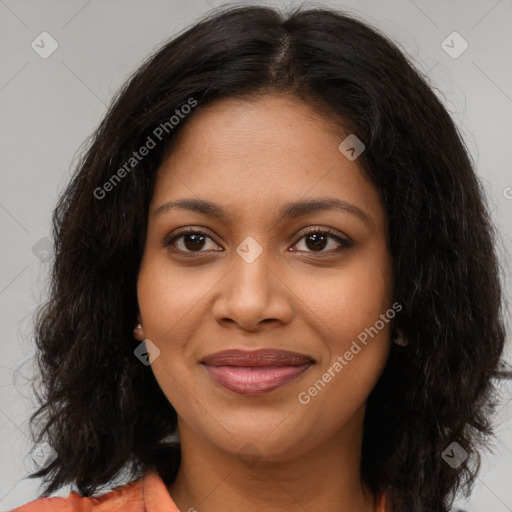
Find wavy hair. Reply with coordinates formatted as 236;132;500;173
27;5;511;511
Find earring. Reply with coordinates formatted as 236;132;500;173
393;328;408;346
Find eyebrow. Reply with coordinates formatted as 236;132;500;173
153;197;372;228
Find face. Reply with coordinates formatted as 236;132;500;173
135;93;394;462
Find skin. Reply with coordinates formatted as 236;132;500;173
134;93;394;512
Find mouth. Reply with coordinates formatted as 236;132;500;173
200;349;314;396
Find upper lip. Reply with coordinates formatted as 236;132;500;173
200;349;314;367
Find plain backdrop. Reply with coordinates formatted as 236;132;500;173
1;1;511;510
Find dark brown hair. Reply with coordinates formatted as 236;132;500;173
27;5;511;512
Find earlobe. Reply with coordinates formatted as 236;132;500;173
133;321;145;341
392;327;407;346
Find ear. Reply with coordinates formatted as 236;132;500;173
133;315;145;341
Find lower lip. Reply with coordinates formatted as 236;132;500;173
202;364;312;396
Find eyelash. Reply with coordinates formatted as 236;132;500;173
164;226;352;258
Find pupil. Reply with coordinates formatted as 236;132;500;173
185;233;205;251
306;233;327;251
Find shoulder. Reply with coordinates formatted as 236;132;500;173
10;476;144;512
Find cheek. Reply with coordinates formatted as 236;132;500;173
136;256;210;396
292;253;393;348
137;263;198;413
136;255;213;339
297;287;392;436
292;247;393;412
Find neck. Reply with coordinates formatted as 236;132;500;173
168;407;375;512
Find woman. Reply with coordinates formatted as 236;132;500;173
11;4;510;512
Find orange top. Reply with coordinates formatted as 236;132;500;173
10;469;388;511
10;469;179;512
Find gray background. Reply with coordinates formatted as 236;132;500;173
1;0;511;510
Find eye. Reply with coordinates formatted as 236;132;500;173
291;227;352;255
165;228;221;256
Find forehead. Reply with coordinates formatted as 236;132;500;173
152;93;386;231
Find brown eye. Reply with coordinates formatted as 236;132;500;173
291;228;352;254
165;229;222;255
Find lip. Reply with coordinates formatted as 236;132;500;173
200;349;314;396
201;348;314;367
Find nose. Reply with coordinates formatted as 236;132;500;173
211;242;294;332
